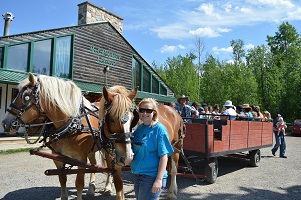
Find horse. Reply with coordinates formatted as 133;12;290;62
1;73;139;200
99;87;185;199
157;104;185;199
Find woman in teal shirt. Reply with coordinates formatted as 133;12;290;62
131;98;173;200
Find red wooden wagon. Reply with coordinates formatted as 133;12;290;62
180;118;273;183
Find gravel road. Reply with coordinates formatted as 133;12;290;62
1;136;300;200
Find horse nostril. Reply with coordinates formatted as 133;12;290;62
119;157;125;164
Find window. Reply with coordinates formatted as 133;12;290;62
143;67;150;92
132;58;141;90
7;43;29;71
55;36;71;78
152;76;159;94
33;39;51;75
0;47;3;68
160;85;167;95
11;88;19;102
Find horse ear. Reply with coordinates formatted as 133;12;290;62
102;86;114;103
128;86;139;101
28;72;36;85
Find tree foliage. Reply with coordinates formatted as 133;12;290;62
153;22;301;121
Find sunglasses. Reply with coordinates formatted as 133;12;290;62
139;108;154;113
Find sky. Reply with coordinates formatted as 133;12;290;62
1;0;301;65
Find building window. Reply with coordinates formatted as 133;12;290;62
0;47;3;68
7;43;29;71
33;39;51;75
152;76;159;94
11;88;19;102
143;67;150;92
132;58;141;90
55;36;71;78
160;84;167;95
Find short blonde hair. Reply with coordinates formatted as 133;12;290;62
138;98;159;128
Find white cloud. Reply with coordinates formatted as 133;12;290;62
245;43;255;50
160;44;186;53
151;24;190;39
212;46;233;55
189;27;231;38
197;3;221;18
247;0;294;8
223;3;232;12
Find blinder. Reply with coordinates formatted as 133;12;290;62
131;109;139;129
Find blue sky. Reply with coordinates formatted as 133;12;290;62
1;0;301;65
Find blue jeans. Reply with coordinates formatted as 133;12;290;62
134;174;167;200
271;131;286;156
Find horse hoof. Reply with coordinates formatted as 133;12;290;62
87;183;96;195
102;190;112;196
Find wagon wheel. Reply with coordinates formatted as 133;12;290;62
249;149;261;167
205;157;218;184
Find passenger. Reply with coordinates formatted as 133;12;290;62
242;104;253;120
174;95;198;122
251;105;258;118
198;107;205;118
262;110;271;122
191;102;200;118
236;104;247;120
221;100;237;120
168;101;176;108
212;104;220;120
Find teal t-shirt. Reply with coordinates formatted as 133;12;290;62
131;122;174;178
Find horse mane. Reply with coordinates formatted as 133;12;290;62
99;85;133;121
19;75;86;117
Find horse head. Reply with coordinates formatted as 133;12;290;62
99;85;139;166
2;73;44;134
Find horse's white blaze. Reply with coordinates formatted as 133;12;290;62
123;112;134;166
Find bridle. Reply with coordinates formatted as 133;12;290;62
100;104;138;143
6;79;45;129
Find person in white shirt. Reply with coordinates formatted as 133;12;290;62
221;100;237;120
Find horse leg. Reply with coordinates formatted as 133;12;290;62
112;166;124;200
54;161;68;200
75;167;85;200
167;154;179;200
86;153;96;196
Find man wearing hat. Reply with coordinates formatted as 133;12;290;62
175;95;198;122
242;104;253;120
221;100;237;120
271;114;287;158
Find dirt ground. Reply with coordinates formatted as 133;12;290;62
0;136;301;200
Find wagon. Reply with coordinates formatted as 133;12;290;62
180;118;273;183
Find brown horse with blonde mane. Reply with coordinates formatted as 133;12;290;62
99;87;185;199
1;73;138;200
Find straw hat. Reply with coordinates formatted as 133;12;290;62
177;95;187;103
242;104;250;109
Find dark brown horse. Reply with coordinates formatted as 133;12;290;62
2;73;138;200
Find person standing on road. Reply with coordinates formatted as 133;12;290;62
131;98;174;200
271;114;287;158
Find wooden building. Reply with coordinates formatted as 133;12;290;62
0;1;176;133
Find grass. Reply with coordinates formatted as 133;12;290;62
0;148;33;155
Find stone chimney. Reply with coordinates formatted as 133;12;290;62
78;1;123;34
2;12;14;36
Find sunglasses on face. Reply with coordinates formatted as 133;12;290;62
138;108;154;113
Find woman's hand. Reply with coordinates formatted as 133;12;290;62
152;178;162;193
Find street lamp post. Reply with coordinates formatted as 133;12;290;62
103;66;110;86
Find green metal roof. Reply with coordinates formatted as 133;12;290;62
0;69;28;84
137;91;176;103
0;69;176;103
